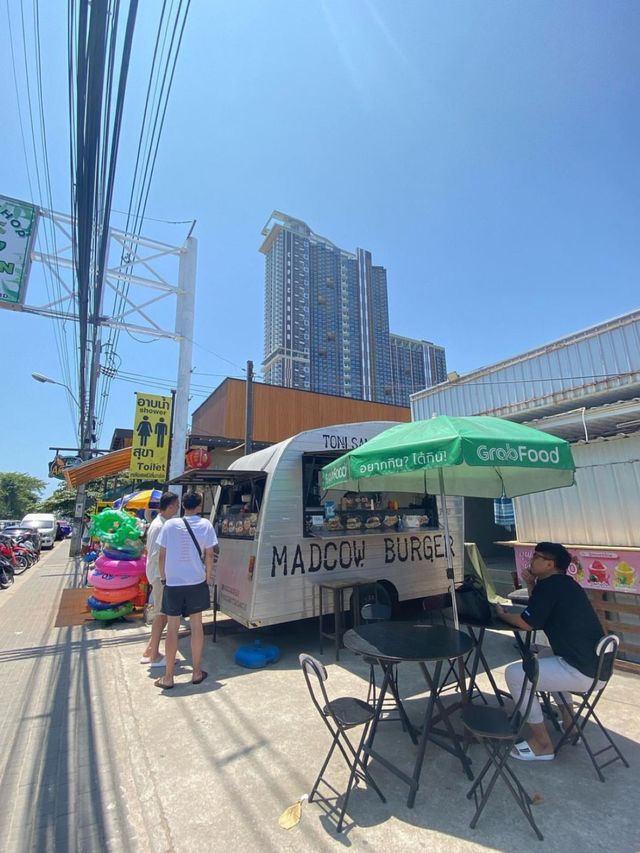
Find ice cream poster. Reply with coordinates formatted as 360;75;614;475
514;545;640;595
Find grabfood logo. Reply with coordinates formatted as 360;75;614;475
476;444;560;464
324;464;348;486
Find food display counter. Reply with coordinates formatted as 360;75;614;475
304;492;437;538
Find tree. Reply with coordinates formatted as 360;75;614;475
37;483;83;517
0;473;47;519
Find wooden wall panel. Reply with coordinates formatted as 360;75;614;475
192;378;410;444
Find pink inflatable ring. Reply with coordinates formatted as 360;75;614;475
88;569;139;590
95;554;146;577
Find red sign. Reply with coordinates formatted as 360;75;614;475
514;544;640;595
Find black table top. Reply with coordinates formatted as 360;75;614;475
459;604;527;632
343;622;474;663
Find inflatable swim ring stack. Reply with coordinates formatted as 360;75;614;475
87;509;147;621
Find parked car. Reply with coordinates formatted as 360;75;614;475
21;513;56;548
57;519;72;538
2;525;42;553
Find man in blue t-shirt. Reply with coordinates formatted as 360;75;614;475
496;541;604;761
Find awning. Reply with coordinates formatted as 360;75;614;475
168;469;266;487
64;447;132;487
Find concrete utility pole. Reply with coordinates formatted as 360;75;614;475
245;360;254;455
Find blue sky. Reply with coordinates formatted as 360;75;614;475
1;1;639;497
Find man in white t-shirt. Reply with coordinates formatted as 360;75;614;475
140;491;179;667
154;492;217;689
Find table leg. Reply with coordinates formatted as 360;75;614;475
406;660;474;808
334;588;342;661
353;585;361;627
407;659;444;808
363;662;393;768
514;629;531;657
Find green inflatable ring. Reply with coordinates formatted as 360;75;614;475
91;601;134;621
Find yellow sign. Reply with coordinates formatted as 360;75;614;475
130;392;173;479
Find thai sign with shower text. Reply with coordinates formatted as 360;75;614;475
130;393;173;479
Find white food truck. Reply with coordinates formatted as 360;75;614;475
205;422;464;628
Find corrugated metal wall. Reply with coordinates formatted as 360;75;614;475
411;312;640;420
515;434;640;546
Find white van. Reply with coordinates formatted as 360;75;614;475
208;422;464;628
21;513;57;548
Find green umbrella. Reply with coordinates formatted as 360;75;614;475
321;416;575;626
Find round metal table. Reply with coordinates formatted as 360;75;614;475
343;622;474;808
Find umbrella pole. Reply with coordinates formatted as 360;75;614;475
438;469;460;630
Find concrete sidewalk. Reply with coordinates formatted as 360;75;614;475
1;544;639;852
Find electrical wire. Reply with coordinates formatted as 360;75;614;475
96;0;192;434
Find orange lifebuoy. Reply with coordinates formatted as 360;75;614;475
88;584;139;604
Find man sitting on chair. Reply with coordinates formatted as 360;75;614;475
496;541;604;761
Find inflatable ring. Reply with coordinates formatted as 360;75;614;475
95;554;146;577
103;543;144;560
88;584;140;605
88;569;140;590
87;595;117;611
91;601;134;621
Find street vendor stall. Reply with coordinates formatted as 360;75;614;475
321;415;576;626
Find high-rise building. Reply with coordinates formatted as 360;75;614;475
389;335;447;406
260;211;443;404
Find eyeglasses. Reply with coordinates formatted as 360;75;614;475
532;552;552;562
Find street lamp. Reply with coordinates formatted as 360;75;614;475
31;371;87;557
31;372;81;410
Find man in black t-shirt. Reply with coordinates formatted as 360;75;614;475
496;541;605;761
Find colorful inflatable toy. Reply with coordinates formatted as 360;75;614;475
95;554;146;577
91;601;134;621
87;569;139;590
103;543;144;560
89;509;143;548
87;595;118;611
88;584;139;605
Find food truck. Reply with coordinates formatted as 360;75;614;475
211;422;464;628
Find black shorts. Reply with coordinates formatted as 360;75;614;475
161;581;211;617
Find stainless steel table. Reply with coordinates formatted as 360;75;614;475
343;621;474;808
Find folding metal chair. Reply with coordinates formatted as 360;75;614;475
361;605;393;698
462;654;544;841
552;634;629;781
299;653;386;832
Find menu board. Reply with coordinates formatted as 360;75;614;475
514;544;640;595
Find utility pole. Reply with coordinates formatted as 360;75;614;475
69;306;103;557
245;360;254;455
168;236;197;494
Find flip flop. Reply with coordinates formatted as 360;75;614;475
510;740;554;761
192;671;208;685
148;656;167;668
154;678;175;690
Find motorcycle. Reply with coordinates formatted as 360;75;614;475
6;537;37;574
0;553;14;588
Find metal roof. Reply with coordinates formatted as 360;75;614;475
522;398;640;443
411;310;640;422
168;469;266;487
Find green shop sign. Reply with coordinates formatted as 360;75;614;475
0;195;39;306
